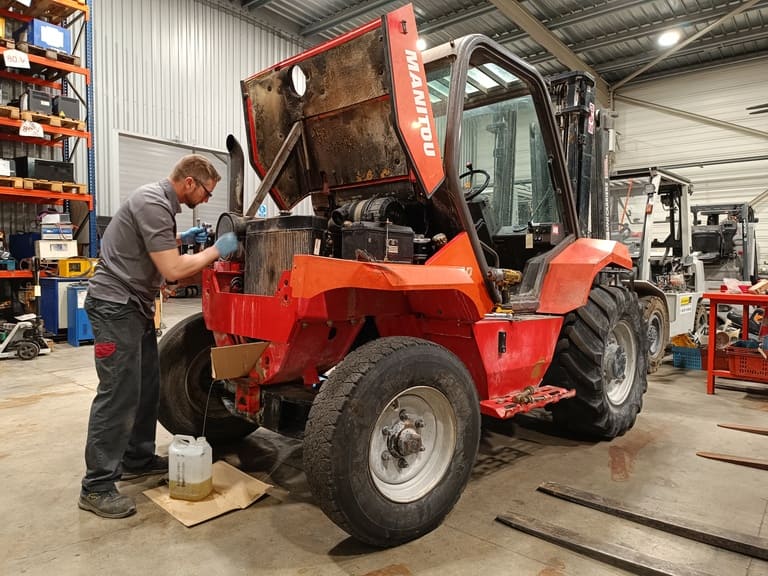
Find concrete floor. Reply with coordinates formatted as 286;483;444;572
1;297;767;576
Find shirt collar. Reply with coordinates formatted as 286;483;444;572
160;178;181;214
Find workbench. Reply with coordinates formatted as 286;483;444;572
704;291;768;394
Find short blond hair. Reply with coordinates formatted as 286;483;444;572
170;154;221;185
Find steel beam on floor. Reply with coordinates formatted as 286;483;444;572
536;481;768;560
495;512;715;576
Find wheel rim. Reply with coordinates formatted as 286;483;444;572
369;386;456;503
17;341;39;360
604;319;637;405
647;311;663;356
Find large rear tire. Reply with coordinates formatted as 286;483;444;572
546;285;647;439
158;313;257;441
640;295;668;373
303;337;480;547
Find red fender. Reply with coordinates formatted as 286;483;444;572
537;238;632;314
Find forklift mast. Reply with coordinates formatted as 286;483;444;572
548;71;606;239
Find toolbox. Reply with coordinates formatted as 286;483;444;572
53;95;80;120
14;157;75;182
341;221;414;263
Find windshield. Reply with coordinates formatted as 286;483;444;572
426;50;561;232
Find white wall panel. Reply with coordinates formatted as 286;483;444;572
92;0;308;218
613;59;768;262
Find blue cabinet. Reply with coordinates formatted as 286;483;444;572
67;284;93;347
40;277;90;337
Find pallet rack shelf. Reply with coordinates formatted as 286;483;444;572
0;0;93;316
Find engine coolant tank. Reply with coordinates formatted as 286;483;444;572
169;435;213;501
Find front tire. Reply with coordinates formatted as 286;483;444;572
640;295;668;373
546;285;647;439
303;337;480;547
158;313;256;441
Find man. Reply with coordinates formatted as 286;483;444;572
79;154;238;518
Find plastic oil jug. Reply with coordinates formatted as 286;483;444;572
168;435;213;501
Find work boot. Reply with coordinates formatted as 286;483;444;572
78;489;136;519
121;455;169;480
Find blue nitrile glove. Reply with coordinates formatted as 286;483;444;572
180;226;205;245
214;232;238;258
194;229;209;245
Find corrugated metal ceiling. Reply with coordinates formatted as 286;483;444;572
237;0;768;90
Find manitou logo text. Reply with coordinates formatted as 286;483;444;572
404;49;436;158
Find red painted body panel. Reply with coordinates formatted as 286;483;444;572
472;316;563;399
243;20;380;84
202;233;492;389
384;5;444;197
537;238;632;314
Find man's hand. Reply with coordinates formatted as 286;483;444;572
214;232;238;258
180;226;205;245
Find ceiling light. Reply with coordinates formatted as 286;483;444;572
416;38;427;51
658;30;681;47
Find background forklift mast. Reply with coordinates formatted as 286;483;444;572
548;73;705;372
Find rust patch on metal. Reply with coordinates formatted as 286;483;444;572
538;557;566;576
609;430;654;482
360;564;413;576
0;391;75;409
529;357;548;381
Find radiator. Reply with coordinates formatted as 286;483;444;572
244;215;328;295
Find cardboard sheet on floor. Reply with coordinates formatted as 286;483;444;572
143;460;271;527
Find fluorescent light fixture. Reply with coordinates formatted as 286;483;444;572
658;30;681;47
416;38;427;51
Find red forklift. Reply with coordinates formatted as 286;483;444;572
158;4;647;547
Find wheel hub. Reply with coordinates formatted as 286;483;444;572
369;387;456;503
384;413;425;460
603;320;637;406
647;321;660;354
605;340;626;382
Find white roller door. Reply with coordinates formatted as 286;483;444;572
116;132;229;232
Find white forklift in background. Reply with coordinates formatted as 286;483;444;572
691;202;760;287
608;168;706;372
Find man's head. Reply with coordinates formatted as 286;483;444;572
170;155;222;209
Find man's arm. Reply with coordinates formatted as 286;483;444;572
149;245;223;282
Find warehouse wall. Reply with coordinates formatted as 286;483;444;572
91;0;307;217
612;60;768;261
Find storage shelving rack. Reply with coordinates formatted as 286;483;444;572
0;0;94;290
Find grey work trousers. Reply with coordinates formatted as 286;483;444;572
81;295;159;493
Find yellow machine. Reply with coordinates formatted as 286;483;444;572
57;257;98;278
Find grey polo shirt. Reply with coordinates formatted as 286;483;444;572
88;178;181;319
